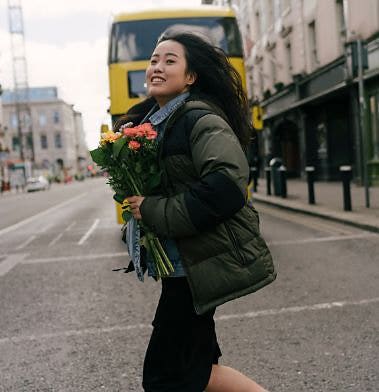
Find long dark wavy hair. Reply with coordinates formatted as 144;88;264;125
157;31;253;147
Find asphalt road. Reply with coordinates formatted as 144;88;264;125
0;177;378;392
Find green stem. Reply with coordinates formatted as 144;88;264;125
124;166;141;196
154;237;174;273
147;236;169;278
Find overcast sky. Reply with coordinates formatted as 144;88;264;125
0;0;201;149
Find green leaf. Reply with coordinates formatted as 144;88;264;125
149;163;158;174
135;162;142;174
122;210;132;223
112;137;127;158
145;172;162;193
90;147;106;166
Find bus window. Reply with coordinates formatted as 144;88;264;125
108;17;243;64
128;70;147;98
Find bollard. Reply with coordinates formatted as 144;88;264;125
265;167;271;195
305;166;316;204
250;166;258;192
279;165;287;198
340;165;352;211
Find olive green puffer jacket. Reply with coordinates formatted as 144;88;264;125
140;99;276;314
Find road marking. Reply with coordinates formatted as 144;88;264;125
0;254;28;277
0;192;87;238
78;219;99;245
48;232;64;247
0;296;377;344
24;252;129;264
16;235;36;250
48;221;76;247
268;232;377;246
215;297;379;321
0;323;152;344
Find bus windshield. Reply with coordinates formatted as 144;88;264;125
109;17;243;63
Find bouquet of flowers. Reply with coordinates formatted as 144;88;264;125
90;123;174;279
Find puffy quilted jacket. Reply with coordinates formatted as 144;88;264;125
140;98;276;314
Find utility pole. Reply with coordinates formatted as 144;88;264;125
7;0;34;174
357;39;370;208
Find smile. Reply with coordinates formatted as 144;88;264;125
151;76;166;83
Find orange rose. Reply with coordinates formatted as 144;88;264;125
123;128;138;137
146;129;158;140
128;140;141;150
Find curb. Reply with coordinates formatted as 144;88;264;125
252;194;379;234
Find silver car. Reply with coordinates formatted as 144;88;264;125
26;176;50;192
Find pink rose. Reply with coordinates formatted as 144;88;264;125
128;140;141;150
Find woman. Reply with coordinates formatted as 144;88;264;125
126;32;274;392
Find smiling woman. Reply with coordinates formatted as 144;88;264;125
121;31;274;392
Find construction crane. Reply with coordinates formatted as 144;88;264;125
7;0;34;169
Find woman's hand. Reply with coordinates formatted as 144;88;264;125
127;196;145;220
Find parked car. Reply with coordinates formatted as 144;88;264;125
25;176;50;192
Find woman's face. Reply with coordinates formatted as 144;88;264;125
146;40;196;107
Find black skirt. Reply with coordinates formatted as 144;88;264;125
142;277;222;392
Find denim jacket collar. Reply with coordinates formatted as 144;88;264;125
148;92;190;126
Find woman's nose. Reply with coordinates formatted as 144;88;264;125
152;61;164;73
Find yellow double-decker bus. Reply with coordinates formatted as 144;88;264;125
108;6;246;124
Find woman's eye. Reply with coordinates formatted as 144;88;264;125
166;59;175;64
150;59;157;65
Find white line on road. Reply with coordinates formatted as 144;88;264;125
0;254;28;277
0;296;377;344
16;235;36;250
78;219;99;245
215;297;379;321
0;192;87;238
23;252;129;264
47;232;64;247
268;232;377;246
48;221;77;247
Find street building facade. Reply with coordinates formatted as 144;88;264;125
0;87;12;191
206;0;379;185
1;86;89;183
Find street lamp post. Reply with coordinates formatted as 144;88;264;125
357;39;370;208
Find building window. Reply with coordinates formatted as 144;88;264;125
369;94;379;159
336;0;347;53
55;133;62;148
270;48;277;83
286;42;293;77
53;111;60;124
12;136;19;151
10;113;18;128
259;67;264;96
308;21;319;70
40;134;48;149
255;11;261;38
39;112;47;127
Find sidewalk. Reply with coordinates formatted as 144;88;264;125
252;178;379;233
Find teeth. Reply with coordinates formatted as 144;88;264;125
152;77;164;82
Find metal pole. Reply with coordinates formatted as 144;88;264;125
265;167;271;195
357;39;370;208
305;166;316;204
279;165;287;198
340;166;352;211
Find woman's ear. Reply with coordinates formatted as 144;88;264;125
186;72;197;86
